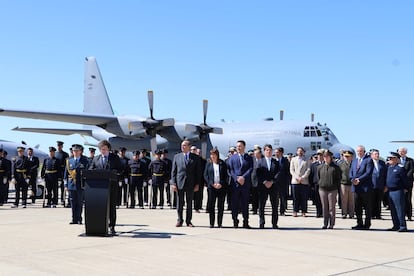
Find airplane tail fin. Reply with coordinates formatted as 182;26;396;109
83;57;114;115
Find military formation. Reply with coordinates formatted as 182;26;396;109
0;139;412;234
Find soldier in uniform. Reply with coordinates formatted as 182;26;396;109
0;149;11;205
149;150;166;209
127;150;148;208
41;147;62;207
88;147;96;166
117;147;129;207
140;149;151;206
55;141;69;205
385;151;408;232
2;151;12;203
27;147;40;204
64;144;89;224
161;149;173;207
11;147;30;208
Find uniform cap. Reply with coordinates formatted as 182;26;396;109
343;150;353;157
56;141;64;146
132;150;141;156
72;144;83;151
119;147;127;152
49;146;57;152
229;146;236;152
89;147;96;153
316;149;325;155
155;149;162;155
388;151;401;159
161;149;168;154
323;150;333;157
17;146;25;152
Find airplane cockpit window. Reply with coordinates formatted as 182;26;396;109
304;126;322;137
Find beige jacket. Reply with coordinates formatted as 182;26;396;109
289;156;311;185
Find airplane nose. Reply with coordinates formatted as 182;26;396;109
329;143;355;157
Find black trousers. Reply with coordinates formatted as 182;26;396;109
109;181;118;227
372;187;384;218
405;186;413;219
29;172;37;203
177;185;194;224
152;184;164;207
45;173;59;205
14;173;28;206
117;179;128;206
193;185;204;210
129;177;143;207
354;190;373;228
207;188;226;226
258;185;279;227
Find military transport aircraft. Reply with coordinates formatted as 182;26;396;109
0;57;353;159
0;140;48;160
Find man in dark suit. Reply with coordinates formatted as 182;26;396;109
89;140;122;235
349;145;374;230
256;144;280;229
370;149;387;219
171;140;202;227
398;147;414;221
227;140;253;228
274;147;290;216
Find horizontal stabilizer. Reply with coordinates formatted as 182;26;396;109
12;126;93;136
0;108;116;126
390;140;414;143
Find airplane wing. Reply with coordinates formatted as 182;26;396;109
0;108;117;126
390;140;414;143
12;126;93;136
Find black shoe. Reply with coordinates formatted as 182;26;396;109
322;225;327;229
259;224;265;229
218;224;222;228
398;228;408;232
272;225;279;229
243;221;251;229
209;225;214;228
387;227;399;231
352;225;364;230
233;219;239;228
69;221;77;225
186;223;195;227
22;205;26;208
11;205;18;208
110;226;116;235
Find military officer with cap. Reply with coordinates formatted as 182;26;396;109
55;141;69;205
385;151;409;232
149;149;166;209
117;147;129;207
27;147;40;204
41;147;62;207
140;149;151;206
88;147;96;167
161;149;173;207
127;150;148;208
2;151;12;203
65;144;89;224
11;146;30;208
0;149;11;205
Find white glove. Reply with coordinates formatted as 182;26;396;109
3;177;7;185
148;179;152;186
124;178;128;184
25;178;30;184
11;178;16;185
118;181;123;187
143;181;147;187
63;179;68;185
58;180;62;185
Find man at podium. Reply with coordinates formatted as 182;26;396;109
89;140;122;235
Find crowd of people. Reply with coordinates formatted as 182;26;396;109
0;139;412;234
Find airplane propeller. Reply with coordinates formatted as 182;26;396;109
185;99;223;159
127;90;175;154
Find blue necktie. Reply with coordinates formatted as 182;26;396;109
239;154;243;166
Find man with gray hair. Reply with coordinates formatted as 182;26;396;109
397;147;414;221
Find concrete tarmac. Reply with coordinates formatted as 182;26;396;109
1;199;414;276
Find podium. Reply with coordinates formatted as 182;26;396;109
82;170;117;236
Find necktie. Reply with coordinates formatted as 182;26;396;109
239;154;243;166
357;158;361;169
102;156;106;167
75;158;78;166
185;153;188;165
267;158;271;170
401;157;405;166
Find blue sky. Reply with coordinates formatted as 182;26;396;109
0;1;413;156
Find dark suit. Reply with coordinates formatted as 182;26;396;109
401;156;414;220
0;156;11;204
349;155;374;228
228;153;253;226
171;152;202;225
250;157;261;214
256;157;280;228
371;159;387;218
277;156;290;214
89;153;122;228
204;159;228;227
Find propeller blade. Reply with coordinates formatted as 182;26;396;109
201;141;207;159
212;127;223;135
161;118;175;127
150;137;157;156
148;90;154;119
203;99;208;125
